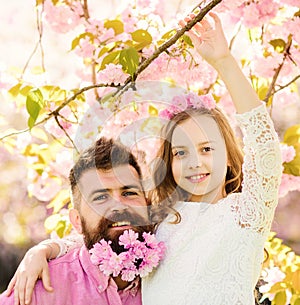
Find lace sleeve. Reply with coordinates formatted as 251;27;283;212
39;232;84;258
232;103;282;235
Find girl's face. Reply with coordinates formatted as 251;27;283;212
171;115;228;203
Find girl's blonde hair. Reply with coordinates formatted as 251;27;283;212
149;107;244;224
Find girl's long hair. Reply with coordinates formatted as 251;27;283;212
149;107;244;225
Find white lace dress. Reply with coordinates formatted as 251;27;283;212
50;103;282;305
142;103;282;305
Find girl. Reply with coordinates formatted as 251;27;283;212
6;13;282;305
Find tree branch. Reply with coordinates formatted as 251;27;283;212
2;0;222;141
263;36;293;103
54;114;80;153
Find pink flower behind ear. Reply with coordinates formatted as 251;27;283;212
171;94;188;111
159;92;216;120
158;108;173;120
199;94;216;110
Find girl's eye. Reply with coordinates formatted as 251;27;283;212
201;146;214;153
174;150;186;157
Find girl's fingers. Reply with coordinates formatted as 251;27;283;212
13;286;20;305
193;23;205;34
200;19;213;31
209;12;222;29
178;20;185;28
24;279;37;305
16;276;27;305
41;268;53;292
5;274;17;296
185;29;202;45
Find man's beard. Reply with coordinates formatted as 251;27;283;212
81;210;154;253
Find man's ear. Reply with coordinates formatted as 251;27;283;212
69;208;82;234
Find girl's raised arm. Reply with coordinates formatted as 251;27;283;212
184;12;261;113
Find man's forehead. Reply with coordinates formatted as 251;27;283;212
80;165;142;190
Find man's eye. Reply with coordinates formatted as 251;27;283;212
93;194;108;201
123;191;138;197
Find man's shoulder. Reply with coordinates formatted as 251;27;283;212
49;246;82;267
0;291;14;305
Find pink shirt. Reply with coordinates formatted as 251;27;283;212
0;246;141;305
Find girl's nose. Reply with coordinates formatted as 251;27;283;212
187;155;203;169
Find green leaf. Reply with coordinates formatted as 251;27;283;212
100;50;121;70
269;39;286;53
44;214;61;233
258;84;272;106
55;220;67;238
131;29;152;50
71;32;94;50
283;124;300;145
97;42;117;58
273;291;286;305
119;47;139;77
182;34;194;47
35;0;44;6
157;29;177;46
293;297;300;305
291;269;300;292
47;189;71;213
26;88;44;129
148;104;158;116
8;83;22;98
161;29;177;40
104;19;124;35
283;125;300;176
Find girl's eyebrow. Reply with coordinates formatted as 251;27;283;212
172;141;215;149
172;145;186;150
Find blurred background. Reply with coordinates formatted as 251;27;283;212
1;0;299;293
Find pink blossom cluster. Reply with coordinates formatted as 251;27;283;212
89;229;166;281
44;0;83;33
279;173;300;198
159;92;216;120
280;143;296;163
97;64;128;85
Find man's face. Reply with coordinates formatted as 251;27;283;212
76;164;152;250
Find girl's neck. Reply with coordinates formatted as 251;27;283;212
189;187;227;203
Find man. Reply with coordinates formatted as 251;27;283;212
0;137;153;305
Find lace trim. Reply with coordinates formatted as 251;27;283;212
233;103;282;235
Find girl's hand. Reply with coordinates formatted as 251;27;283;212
180;12;231;67
5;245;53;305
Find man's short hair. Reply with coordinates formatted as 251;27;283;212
69;137;143;209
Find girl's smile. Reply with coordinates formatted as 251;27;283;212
171;114;228;203
185;173;209;183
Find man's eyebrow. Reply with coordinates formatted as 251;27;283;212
90;189;109;196
90;185;142;196
121;185;142;190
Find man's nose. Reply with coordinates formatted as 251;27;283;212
110;196;129;213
